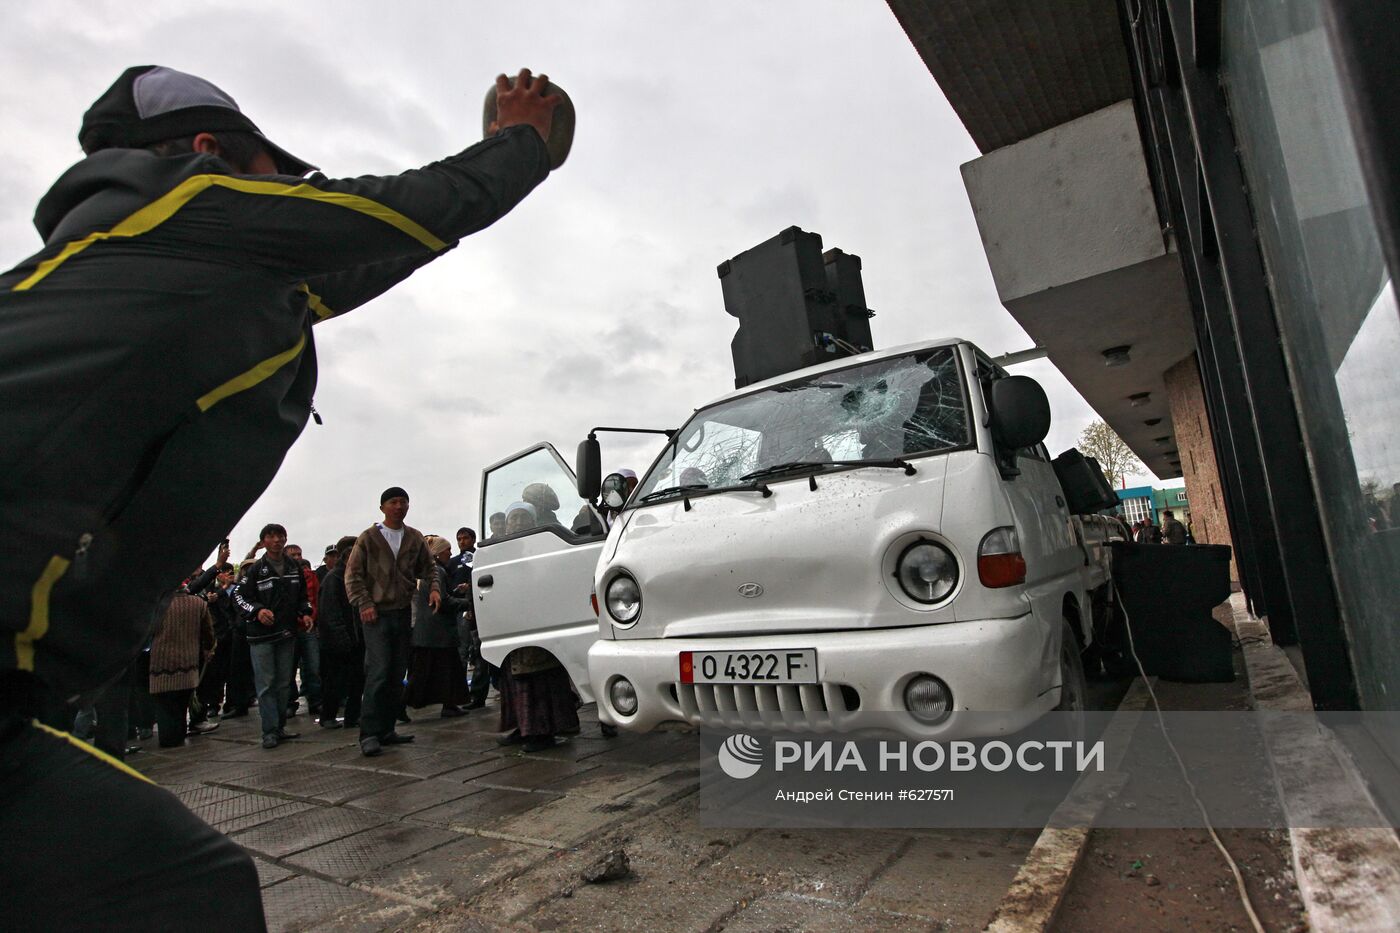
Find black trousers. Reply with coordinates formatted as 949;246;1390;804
320;643;364;725
225;629;255;711
153;688;192;747
359;608;410;740
129;651;157;731
195;633;231;720
0;713;267;931
92;661;134;759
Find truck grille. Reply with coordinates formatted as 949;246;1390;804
673;681;860;730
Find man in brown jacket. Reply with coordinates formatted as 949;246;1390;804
345;486;441;756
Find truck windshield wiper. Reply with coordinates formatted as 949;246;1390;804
638;481;772;510
639;483;709;503
739;458;917;482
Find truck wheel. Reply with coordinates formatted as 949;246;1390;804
1055;619;1088;713
1053;620;1089;745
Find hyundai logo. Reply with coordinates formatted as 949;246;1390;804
737;583;764;598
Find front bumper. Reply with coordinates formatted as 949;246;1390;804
588;614;1058;739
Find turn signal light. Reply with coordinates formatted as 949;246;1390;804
978;527;1026;588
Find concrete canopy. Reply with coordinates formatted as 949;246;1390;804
885;0;1134;153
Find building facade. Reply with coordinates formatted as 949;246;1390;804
887;0;1400;723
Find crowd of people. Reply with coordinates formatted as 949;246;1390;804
72;485;600;761
1128;508;1192;545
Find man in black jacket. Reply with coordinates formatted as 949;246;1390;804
233;523;312;749
317;535;364;730
0;63;565;929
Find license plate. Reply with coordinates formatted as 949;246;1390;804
680;649;817;684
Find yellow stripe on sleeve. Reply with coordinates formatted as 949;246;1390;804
12;174;447;292
196;333;308;412
15;556;70;671
32;720;154;784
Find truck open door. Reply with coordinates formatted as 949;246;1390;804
473;443;607;702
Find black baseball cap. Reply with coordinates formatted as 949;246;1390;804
79;65;316;176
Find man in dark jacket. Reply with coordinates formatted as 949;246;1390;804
317;536;364;730
0;64;564;930
234;523;312;748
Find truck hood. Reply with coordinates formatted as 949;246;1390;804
600;459;953;639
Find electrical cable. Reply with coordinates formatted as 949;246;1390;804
1114;581;1267;933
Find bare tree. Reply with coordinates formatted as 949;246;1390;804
1077;420;1142;488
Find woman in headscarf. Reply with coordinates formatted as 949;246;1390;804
496;501;580;751
404;535;473;717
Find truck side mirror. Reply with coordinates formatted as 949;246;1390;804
576;436;602;501
988;375;1051;450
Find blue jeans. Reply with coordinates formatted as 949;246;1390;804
249;636;295;738
289;628;322;710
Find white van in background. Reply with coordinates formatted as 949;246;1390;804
474;337;1119;737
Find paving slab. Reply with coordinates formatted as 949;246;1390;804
259;766;417;805
284;822;463;882
537;762;682;801
722;892;932;932
251;856;297;888
260;874;382;933
411;787;553;832
487;793;642;848
717;828;911;904
192;791;317;832
356;835;542;908
166;782;245;810
433;757;524;784
304;898;422;933
219;799;319;835
234;806;388;859
617;766;699;808
471;756;600;791
346;778;483;818
858;835;1030;928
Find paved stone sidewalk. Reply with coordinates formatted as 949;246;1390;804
133;703;1035;931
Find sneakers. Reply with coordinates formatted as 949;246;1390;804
223;707;249;718
261;734;279;749
319;719;343;729
277;729;300;740
359;736;382;757
440;705;466;718
188;720;221;736
496;730;522;747
380;732;414;745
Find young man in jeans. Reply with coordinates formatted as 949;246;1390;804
234;523;313;748
344;487;440;756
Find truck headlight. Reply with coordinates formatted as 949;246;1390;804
895;541;958;604
605;573;641;625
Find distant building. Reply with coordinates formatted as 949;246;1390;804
1117;485;1157;526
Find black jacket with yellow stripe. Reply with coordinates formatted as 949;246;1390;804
0;125;550;699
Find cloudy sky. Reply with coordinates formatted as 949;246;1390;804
1;0;1164;560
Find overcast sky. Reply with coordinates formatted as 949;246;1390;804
1;0;1166;561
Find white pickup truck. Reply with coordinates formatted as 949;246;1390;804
473;337;1122;737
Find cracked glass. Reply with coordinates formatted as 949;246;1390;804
637;346;970;499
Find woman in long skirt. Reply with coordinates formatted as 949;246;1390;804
404;535;472;716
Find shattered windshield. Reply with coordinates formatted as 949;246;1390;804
636;346;970;500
